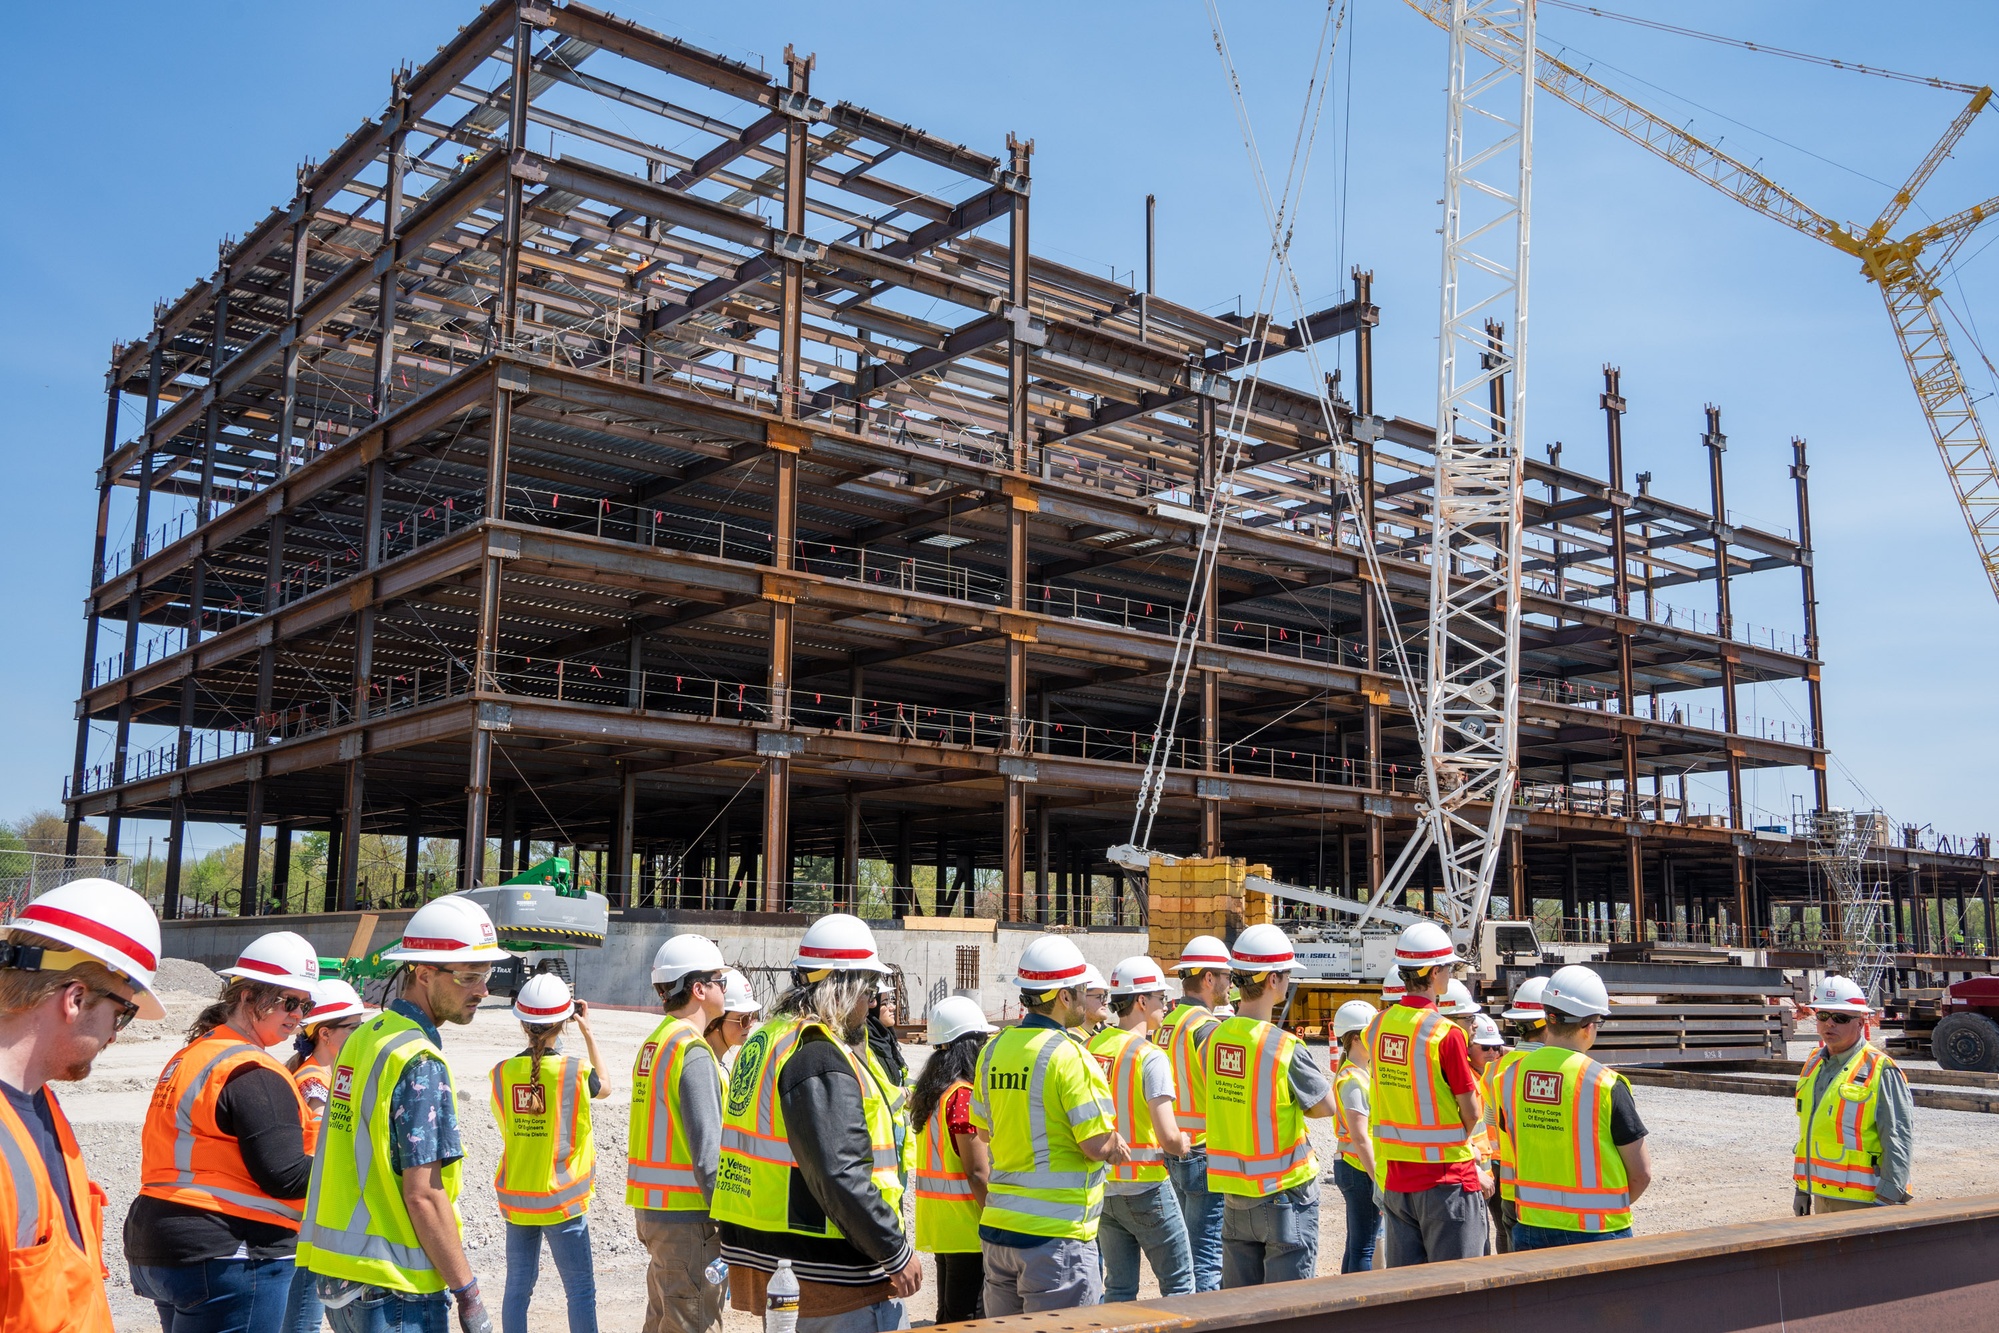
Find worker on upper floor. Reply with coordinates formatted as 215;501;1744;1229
1794;976;1914;1215
0;877;163;1333
972;934;1126;1313
1366;921;1488;1266
1158;935;1231;1292
1087;956;1193;1304
1499;966;1652;1249
1205;925;1336;1288
1329;1000;1381;1274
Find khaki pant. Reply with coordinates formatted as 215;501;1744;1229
637;1210;723;1333
1810;1195;1875;1214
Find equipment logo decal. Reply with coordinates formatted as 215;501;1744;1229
1525;1071;1564;1105
512;1083;547;1116
331;1066;354;1101
726;1028;770;1118
1379;1034;1409;1065
1215;1043;1246;1078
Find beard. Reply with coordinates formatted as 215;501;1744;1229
57;1048;98;1081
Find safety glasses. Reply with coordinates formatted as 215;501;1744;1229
1816;1011;1860;1026
86;985;141;1032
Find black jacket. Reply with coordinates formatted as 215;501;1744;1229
717;1027;911;1285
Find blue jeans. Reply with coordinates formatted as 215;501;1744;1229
1163;1145;1223;1292
1220;1183;1321;1288
282;1260;324;1333
1098;1183;1195;1304
323;1289;450;1333
503;1216;599;1333
131;1257;296;1333
1512;1222;1632;1250
1333;1159;1381;1274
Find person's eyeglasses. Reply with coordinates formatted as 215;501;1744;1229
439;967;494;986
273;994;313;1014
1817;1011;1859;1026
87;986;141;1032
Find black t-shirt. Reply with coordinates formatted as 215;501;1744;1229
1;1081;81;1247
1607;1082;1647;1147
124;1063;313;1266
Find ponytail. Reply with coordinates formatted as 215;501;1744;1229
523;1020;563;1082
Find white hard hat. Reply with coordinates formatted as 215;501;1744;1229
1440;978;1480;1018
1381;962;1406;1003
719;968;761;1014
382;894;508;964
1393;920;1462;968
651;933;726;985
1229;923;1304;974
1172;935;1233;972
1501;974;1549;1021
305;979;370;1027
1812;974;1874;1016
1108;956;1169;996
1015;934;1090;990
928;995;996;1046
1333;999;1379;1039
1080;963;1109;994
1471;1013;1506;1047
6;877;166;1020
1542;965;1613;1019
514;972;575;1025
218;930;321;996
792;913;891;975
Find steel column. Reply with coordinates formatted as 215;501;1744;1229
1791;437;1830;810
1704;407;1745;831
1001;132;1034;922
67;356;123;861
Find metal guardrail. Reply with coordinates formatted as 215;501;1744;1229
949;1194;1999;1332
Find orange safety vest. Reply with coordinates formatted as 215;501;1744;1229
294;1059;331;1156
0;1084;112;1333
1158;1001;1216;1144
139;1034;309;1230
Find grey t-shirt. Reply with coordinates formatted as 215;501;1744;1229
1107;1044;1176;1196
644;1039;723;1222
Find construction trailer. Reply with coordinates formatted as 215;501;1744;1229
64;0;1999;968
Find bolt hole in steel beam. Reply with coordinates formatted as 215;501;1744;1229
950;1195;1999;1332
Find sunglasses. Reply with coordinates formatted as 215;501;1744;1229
1816;1011;1860;1026
87;986;141;1032
271;994;313;1015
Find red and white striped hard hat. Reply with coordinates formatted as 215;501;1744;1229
514;972;575;1025
7;877;165;1020
383;894;508;964
1501;975;1548;1021
791;913;891;976
1172;935;1232;973
1381;963;1406;1003
305;978;370;1027
1228;924;1304;974
1108;956;1169;996
218;930;321;996
1393;920;1462;968
1812;975;1874;1015
1015;934;1090;990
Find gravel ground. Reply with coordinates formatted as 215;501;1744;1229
75;994;1999;1331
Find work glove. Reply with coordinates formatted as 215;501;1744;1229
452;1280;494;1333
1792;1190;1811;1218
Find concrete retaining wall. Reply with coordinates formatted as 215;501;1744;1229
161;911;1148;1020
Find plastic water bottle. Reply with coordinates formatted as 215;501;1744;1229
765;1258;799;1333
703;1256;729;1287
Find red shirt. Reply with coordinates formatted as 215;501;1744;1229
1381;996;1482;1194
944;1083;975;1138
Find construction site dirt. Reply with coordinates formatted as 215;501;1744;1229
81;981;1999;1331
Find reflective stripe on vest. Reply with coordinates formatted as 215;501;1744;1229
1204;1016;1317;1198
862;1046;915;1186
1366;1004;1476;1164
0;1084;113;1333
1507;1047;1632;1234
913;1080;980;1254
1794;1044;1886;1203
139;1035;307;1229
1159;1002;1214;1141
626;1016;707;1210
492;1053;596;1223
1087;1026;1167;1184
1333;1061;1366;1170
971;1026;1112;1238
297;1014;464;1293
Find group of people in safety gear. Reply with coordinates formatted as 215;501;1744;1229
0;873;1919;1333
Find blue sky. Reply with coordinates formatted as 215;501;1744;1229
3;1;1996;857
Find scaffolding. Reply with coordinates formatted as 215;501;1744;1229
1799;797;1893;997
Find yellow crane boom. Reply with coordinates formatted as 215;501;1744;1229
1408;1;1999;604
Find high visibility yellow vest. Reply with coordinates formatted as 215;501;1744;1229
912;1080;980;1255
297;1009;464;1294
970;1024;1115;1240
712;1017;903;1238
862;1044;916;1187
1333;1060;1368;1171
1204;1016;1317;1198
490;1052;596;1225
626;1015;709;1211
1087;1026;1167;1185
1157;1001;1215;1145
1504;1046;1632;1233
1794;1042;1890;1203
1366;1002;1476;1166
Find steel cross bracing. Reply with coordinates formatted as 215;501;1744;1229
1358;0;1535;946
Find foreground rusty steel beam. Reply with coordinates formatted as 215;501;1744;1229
952;1195;1999;1332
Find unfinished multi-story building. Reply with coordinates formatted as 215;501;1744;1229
64;0;1995;961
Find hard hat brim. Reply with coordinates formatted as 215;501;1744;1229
14;916;166;1020
380;940;510;964
216;965;318;994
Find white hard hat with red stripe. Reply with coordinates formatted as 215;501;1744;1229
5;877;166;1020
791;913;891;975
305;978;370;1027
382;894;508;964
1334;999;1379;1039
1079;963;1109;994
1172;935;1232;973
1108;956;1168;996
1228;923;1304;974
1393;920;1462;968
652;933;726;985
1381;962;1406;1003
513;972;575;1025
1501;974;1548;1021
218;930;321;996
1440;978;1480;1017
1812;974;1874;1015
1015;934;1089;991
